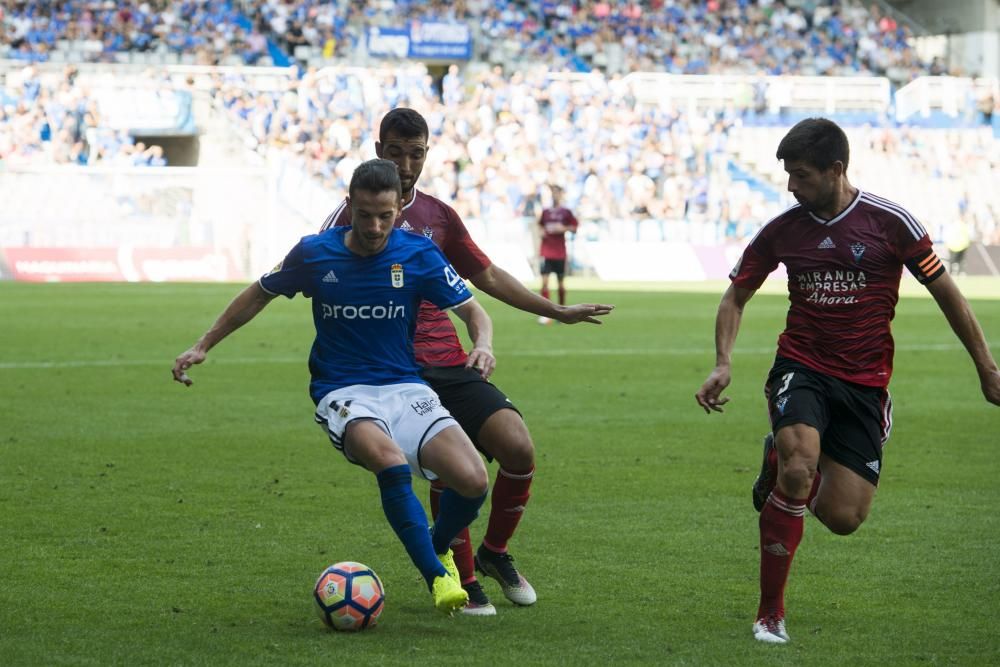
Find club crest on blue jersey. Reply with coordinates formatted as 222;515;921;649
391;263;404;288
850;242;866;263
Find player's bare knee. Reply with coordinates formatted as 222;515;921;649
823;510;866;535
481;411;535;469
451;464;488;498
495;433;534;470
777;462;814;498
362;449;407;473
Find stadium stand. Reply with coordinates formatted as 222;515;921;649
0;0;952;82
1;1;998;282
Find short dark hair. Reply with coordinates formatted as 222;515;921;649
776;118;850;171
379;108;429;144
349;159;402;201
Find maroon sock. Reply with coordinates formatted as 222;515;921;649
757;489;805;619
541;286;550;301
429;481;475;583
482;467;534;553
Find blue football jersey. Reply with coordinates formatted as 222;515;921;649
259;227;474;403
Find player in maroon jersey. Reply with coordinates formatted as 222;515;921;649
694;118;1000;644
536;185;579;324
320;108;614;615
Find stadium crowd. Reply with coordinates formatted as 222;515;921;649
2;1;946;83
211;63;759;241
209;61;1000;247
474;0;942;83
2;1;997;247
0;63;167;166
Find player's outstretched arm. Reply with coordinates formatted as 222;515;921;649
172;282;277;386
924;272;1000;405
469;263;614;324
695;284;755;414
452;299;496;379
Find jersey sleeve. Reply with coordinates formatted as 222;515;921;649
419;242;475;311
259;239;310;298
440;205;491;278
730;231;779;290
893;214;943;284
319;197;351;232
903;246;945;284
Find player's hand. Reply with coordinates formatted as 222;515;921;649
465;346;496;380
695;366;732;414
172;347;206;386
553;303;615;325
981;367;1000;406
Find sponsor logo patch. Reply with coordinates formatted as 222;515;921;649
410;396;442;416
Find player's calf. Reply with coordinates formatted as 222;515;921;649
752;433;778;511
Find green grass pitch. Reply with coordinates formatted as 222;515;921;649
1;280;998;666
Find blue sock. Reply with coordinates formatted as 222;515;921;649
431;487;487;555
376;465;445;589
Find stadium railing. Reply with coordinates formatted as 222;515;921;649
895;75;1000;125
622;72;891;117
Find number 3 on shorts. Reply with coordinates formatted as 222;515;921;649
777;372;795;396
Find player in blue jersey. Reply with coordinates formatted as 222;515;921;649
172;159;496;616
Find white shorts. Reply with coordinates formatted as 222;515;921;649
314;383;458;480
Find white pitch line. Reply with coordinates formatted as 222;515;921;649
0;342;991;369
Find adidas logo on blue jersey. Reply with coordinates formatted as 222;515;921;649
322;270;339;283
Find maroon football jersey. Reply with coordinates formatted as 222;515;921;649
730;190;943;388
538;206;579;260
320;188;491;367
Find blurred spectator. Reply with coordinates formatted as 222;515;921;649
0;64;167;167
979;89;995;127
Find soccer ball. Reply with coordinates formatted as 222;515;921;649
313;562;385;631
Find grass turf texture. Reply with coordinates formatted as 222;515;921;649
1;280;998;666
